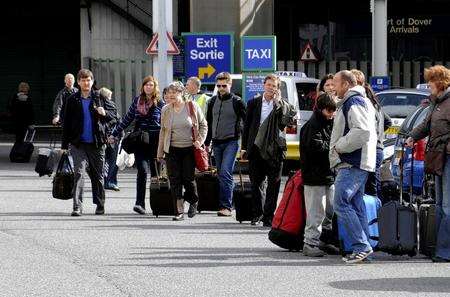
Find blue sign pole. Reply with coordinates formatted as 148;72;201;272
182;32;234;84
241;36;276;72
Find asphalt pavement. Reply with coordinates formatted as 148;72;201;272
0;141;449;297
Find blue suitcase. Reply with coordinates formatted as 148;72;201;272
338;194;382;255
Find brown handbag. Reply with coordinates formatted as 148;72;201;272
187;101;209;172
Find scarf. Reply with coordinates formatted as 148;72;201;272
137;98;153;115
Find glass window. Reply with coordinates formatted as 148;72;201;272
296;82;318;111
378;93;428;118
412;106;430;129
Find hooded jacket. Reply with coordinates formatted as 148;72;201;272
329;85;377;172
300;110;334;185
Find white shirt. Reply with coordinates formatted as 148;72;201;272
260;94;274;125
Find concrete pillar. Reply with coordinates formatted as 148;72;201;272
372;0;388;76
152;0;173;88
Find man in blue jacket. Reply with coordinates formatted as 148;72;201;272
329;70;377;263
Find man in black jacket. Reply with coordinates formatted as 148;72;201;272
241;73;296;226
52;73;78;125
62;69;117;216
299;93;337;256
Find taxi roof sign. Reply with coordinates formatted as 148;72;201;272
275;71;307;78
416;83;430;90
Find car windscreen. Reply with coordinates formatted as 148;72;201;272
378;93;428;118
412;106;430;129
296;82;318;111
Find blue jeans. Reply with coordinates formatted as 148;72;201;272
435;154;450;260
213;139;239;210
104;143;119;186
334;166;371;253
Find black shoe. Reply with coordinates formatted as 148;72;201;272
172;213;184;221
95;205;105;215
187;202;198;218
133;205;146;215
250;215;263;225
108;184;120;191
71;209;82;217
319;241;340;255
262;221;272;228
432;256;450;263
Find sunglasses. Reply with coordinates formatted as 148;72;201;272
216;84;228;88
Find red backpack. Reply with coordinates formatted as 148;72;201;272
268;170;306;251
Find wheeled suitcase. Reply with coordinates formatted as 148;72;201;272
338;194;382;255
378;144;418;256
233;160;253;223
268;170;306;251
10;129;35;163
35;134;58;176
149;162;174;217
419;204;436;257
195;169;219;212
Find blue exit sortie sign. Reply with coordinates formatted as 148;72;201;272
182;32;234;84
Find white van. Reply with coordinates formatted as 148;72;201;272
211;72;320;163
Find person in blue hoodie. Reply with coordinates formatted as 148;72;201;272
329;70;377;264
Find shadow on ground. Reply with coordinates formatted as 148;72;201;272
328;277;450;293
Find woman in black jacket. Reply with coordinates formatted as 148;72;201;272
299;93;337;257
9;82;34;143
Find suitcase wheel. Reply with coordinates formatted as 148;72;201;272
239;221;242;223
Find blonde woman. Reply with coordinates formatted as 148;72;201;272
157;81;207;221
9;82;34;143
109;76;164;214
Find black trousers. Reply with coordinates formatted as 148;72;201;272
70;143;105;210
248;147;283;222
165;146;199;207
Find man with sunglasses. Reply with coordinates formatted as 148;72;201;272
205;72;246;217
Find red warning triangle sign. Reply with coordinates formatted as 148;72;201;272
300;42;319;62
146;32;180;55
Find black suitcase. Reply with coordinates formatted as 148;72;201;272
195;170;219;212
233;161;253;223
35;134;58;176
150;177;174;217
10;129;35;163
419;204;436;257
149;162;174;217
378;144;418;256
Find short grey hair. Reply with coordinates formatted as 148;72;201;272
167;81;185;93
99;87;112;99
187;76;201;89
336;70;357;87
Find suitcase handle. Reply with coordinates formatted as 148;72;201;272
24;128;36;143
399;143;405;205
236;159;248;192
409;143;415;205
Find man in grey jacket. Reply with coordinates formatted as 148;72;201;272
329;70;377;263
